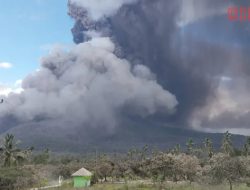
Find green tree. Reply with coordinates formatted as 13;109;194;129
172;144;181;155
221;131;234;156
242;144;248;157
0;134;29;167
95;154;114;182
177;154;201;184
127;148;137;161
203;138;213;158
242;137;250;156
186;138;194;155
150;153;176;182
140;145;149;160
210;153;246;190
33;148;50;164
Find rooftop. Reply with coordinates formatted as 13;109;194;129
72;167;92;177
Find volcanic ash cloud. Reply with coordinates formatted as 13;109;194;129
0;37;178;130
69;0;138;20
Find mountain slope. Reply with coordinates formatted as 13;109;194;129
0;120;245;153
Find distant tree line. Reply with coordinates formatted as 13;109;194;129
0;132;250;190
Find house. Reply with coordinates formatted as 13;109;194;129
72;167;93;188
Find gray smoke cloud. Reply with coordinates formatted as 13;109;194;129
1;0;250;147
69;0;250;135
69;0;137;20
0;37;177;133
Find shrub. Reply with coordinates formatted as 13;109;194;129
0;167;37;190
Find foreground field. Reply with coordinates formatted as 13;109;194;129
2;134;250;190
47;183;250;190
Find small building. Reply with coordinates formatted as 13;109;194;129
72;167;93;188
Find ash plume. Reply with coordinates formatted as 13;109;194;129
0;38;177;133
1;0;250;150
69;0;138;21
69;0;250;134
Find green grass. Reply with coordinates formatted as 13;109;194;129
47;182;250;190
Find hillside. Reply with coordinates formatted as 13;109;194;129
0;120;245;153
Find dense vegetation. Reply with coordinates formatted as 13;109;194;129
0;132;250;190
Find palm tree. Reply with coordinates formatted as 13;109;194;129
0;134;29;167
203;138;213;158
242;137;250;156
140;145;149;160
186;138;194;155
247;137;250;146
242;143;248;157
172;144;181;155
221;131;234;156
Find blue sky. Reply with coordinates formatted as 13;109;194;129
0;0;73;85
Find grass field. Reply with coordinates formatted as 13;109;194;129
47;182;250;190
